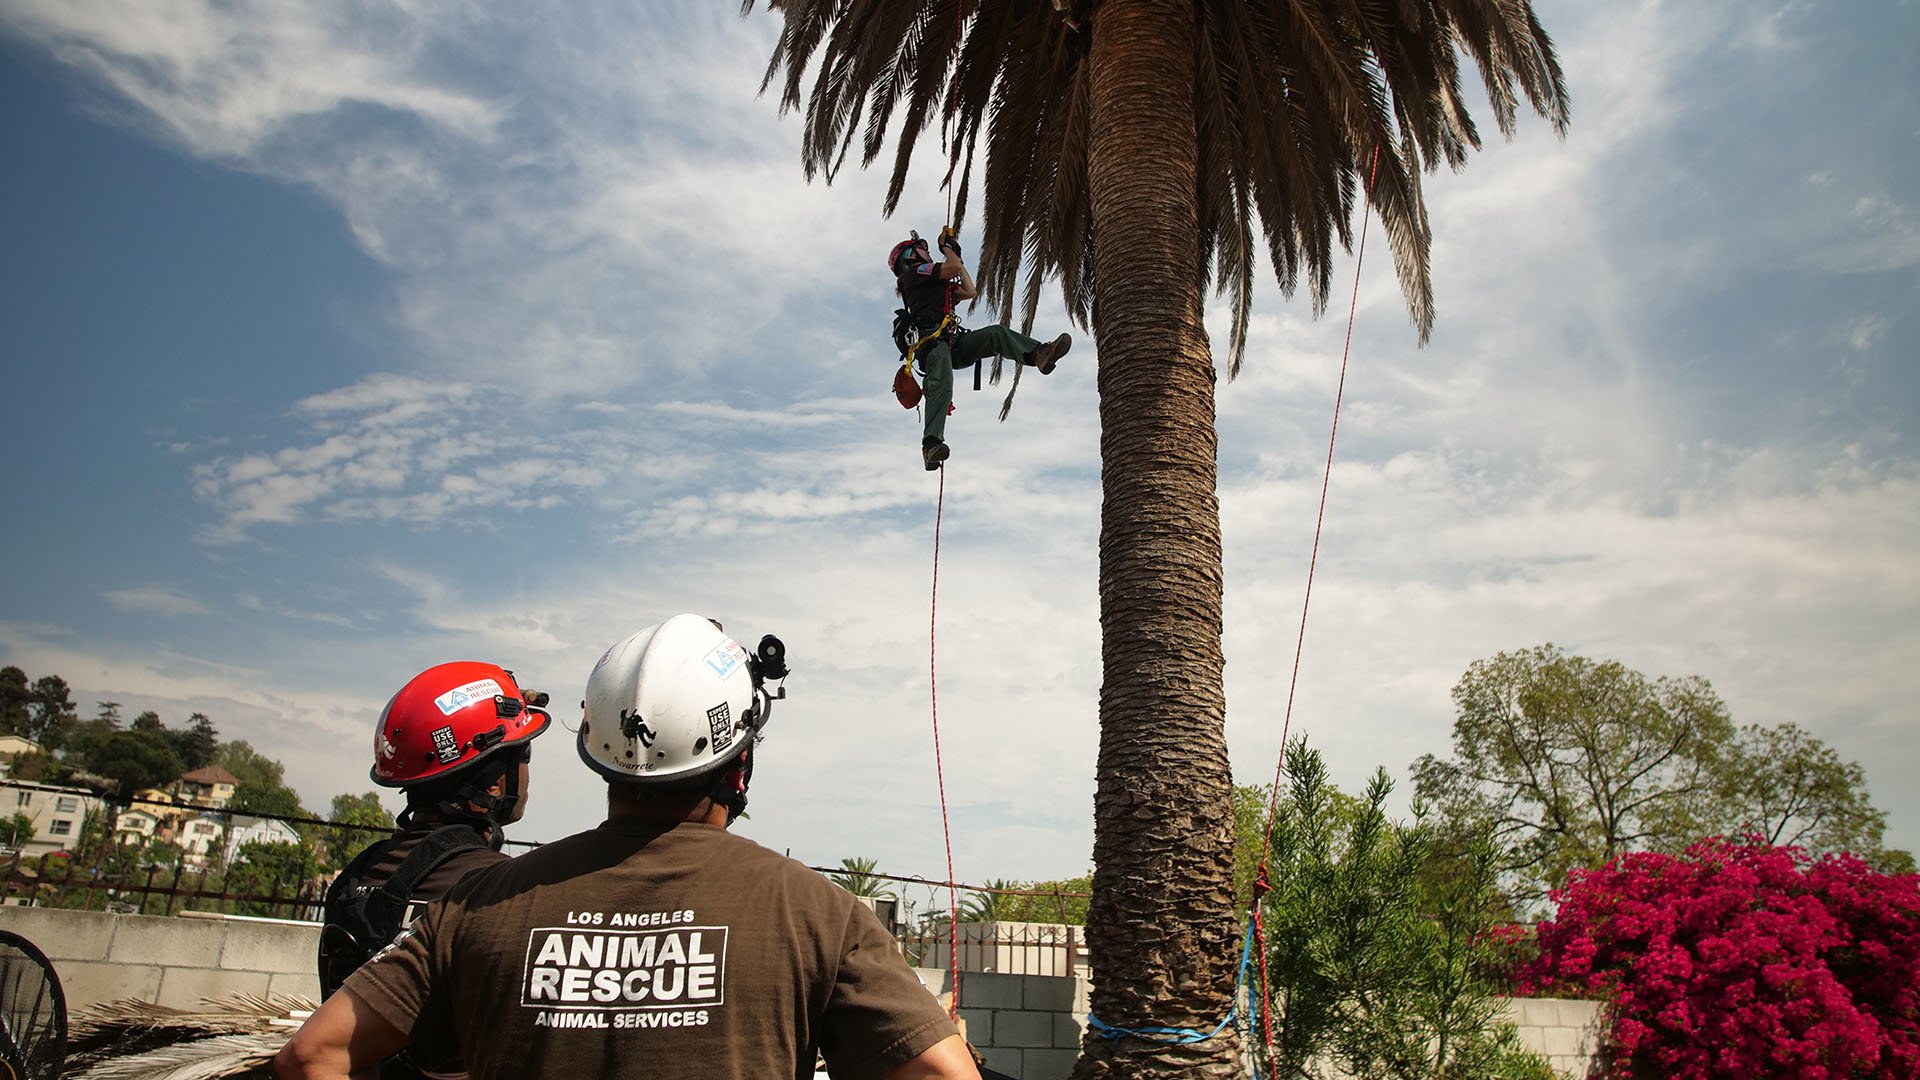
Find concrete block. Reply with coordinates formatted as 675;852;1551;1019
220;920;321;974
1022;973;1078;1012
995;1009;1054;1048
958;1007;993;1045
107;914;222;967
50;960;163;1008
267;969;322;1004
981;1046;1021;1076
0;907;115;961
913;967;953;996
1053;1011;1083;1048
1542;1026;1579;1058
155;966;273;1009
1021;1047;1079;1080
961;972;1025;1010
1558;998;1603;1031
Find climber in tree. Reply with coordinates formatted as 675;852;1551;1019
890;228;1071;470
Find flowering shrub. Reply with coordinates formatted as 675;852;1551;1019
1521;839;1920;1078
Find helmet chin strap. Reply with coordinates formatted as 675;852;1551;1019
708;748;754;825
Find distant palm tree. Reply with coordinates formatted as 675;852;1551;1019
750;3;1567;1075
957;878;1019;923
828;855;890;897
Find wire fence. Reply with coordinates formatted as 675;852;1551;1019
2;781;1095;942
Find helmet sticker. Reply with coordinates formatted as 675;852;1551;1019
377;732;398;762
430;725;461;764
703;641;748;679
434;678;504;716
707;703;734;754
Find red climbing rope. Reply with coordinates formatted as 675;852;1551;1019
1250;145;1382;1074
928;467;961;1019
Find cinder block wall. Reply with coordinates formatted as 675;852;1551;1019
0;907;321;1008
954;971;1086;1080
1500;995;1606;1077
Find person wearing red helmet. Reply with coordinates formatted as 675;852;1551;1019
315;660;551;1079
281;617;979;1080
891;229;1071;470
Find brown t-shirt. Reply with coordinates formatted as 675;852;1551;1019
343;818;954;1080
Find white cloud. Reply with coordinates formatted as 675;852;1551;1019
99;585;209;616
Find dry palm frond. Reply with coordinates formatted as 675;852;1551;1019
63;1031;285;1080
65;995;313;1080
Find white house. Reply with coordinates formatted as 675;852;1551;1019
221;815;302;865
2;781;104;856
114;807;164;847
0;735;40;770
177;813;226;867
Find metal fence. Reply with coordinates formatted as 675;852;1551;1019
1;848;328;921
903;921;1088;977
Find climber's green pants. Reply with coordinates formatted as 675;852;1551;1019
918;324;1043;444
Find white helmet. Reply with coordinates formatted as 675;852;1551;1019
579;614;787;786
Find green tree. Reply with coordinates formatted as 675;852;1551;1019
1260;739;1551;1080
1414;646;1909;905
173;712;219;771
69;728;184;798
130;709;165;733
324;791;395;869
829;855;890;898
957;878;1019;923
229;780;306;822
1412;645;1736;907
1;811;35;849
224;838;327;917
213;740;287;789
1712;721;1909;871
749;6;1567;1074
999;874;1093;926
0;666;29;736
25;675;77;746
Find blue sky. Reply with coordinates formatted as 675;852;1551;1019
1;0;1915;903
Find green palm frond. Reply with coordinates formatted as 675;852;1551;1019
745;0;1568;371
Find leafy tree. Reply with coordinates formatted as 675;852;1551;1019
324;791;395;869
213;740;286;790
1258;739;1551;1080
173;712;219;771
1;811;35;849
1414;646;1908;907
999;874;1093;926
224;838;328;917
829;856;890;898
1413;645;1737;907
22;675;77;747
0;666;29;736
69;728;184;797
93;701;123;729
1712;721;1909;871
5;750;59;782
229;780;306;822
749;6;1568;1072
1524;839;1920;1079
130;710;164;733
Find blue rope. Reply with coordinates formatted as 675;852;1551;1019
1085;921;1258;1048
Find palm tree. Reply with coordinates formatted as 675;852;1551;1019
747;2;1567;1075
829;855;890;897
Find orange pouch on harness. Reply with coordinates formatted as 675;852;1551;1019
893;366;923;409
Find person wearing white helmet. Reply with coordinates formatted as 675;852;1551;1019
279;614;979;1080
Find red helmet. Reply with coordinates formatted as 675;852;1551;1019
888;237;927;273
371;661;551;787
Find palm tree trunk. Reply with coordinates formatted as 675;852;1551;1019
1073;0;1241;1076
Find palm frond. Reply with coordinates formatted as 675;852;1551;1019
748;0;1568;370
65;1032;285;1080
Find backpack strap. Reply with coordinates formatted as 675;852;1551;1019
361;824;489;938
318;825;489;997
